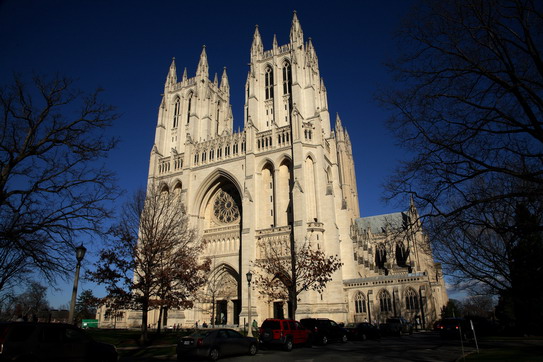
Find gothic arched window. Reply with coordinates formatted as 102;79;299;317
379;290;393;313
354;292;367;314
265;66;274;100
173;97;180;128
186;92;193;124
282;61;292;95
216;101;220;134
396;242;409;267
405;288;419;310
376;244;387;269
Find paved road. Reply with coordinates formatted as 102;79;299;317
122;332;477;361
230;332;475;362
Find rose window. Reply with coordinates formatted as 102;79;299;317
213;189;240;224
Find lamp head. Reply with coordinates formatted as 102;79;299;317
75;244;87;262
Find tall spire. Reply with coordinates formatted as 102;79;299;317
335;113;344;131
196;45;209;78
251;25;263;59
272;33;278;51
182;67;188;82
165;57;177;88
290;10;304;46
220;67;230;92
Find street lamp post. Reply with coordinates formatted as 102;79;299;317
246;271;253;337
68;244;87;325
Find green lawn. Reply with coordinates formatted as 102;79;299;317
464;336;543;361
465;346;543;361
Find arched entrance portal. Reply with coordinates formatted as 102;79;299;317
198;175;243;325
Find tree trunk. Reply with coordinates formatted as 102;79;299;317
141;300;149;344
211;294;216;328
289;287;297;320
157;305;163;335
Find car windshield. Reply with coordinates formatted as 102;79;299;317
345;323;356;328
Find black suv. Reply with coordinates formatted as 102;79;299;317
299;318;348;345
0;322;118;361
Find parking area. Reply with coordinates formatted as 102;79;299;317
121;331;479;361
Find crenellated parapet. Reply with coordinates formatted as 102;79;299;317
191;131;246;167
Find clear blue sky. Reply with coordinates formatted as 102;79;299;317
1;0;445;307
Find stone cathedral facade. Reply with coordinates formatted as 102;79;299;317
97;13;448;329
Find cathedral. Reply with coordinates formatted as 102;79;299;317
97;12;448;329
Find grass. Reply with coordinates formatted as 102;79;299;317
464;345;543;361
463;335;543;362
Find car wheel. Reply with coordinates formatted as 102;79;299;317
209;347;220;361
341;334;348;343
321;335;328;345
284;339;293;351
361;333;367;341
249;343;258;355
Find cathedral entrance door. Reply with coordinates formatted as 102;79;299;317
273;302;284;319
216;300;228;325
232;300;240;325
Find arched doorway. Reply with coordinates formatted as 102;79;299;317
197;174;243;325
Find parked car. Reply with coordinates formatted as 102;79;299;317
438;318;473;340
177;328;258;361
259;318;310;351
0;322;118;362
299;318;348;345
344;322;381;341
384;317;413;336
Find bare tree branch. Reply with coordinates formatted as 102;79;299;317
88;186;209;342
0;73;119;293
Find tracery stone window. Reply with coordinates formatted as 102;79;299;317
396;242;409;267
379;290;392;313
213;189;240;224
186;92;193;124
173;97;180;128
282;61;292;95
405;288;419;311
354;292;367;314
265;66;274;100
376;244;387;270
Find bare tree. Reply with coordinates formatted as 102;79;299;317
381;0;543;332
461;295;495;318
252;238;342;320
88;186;209;343
13;281;50;321
0;74;118;293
